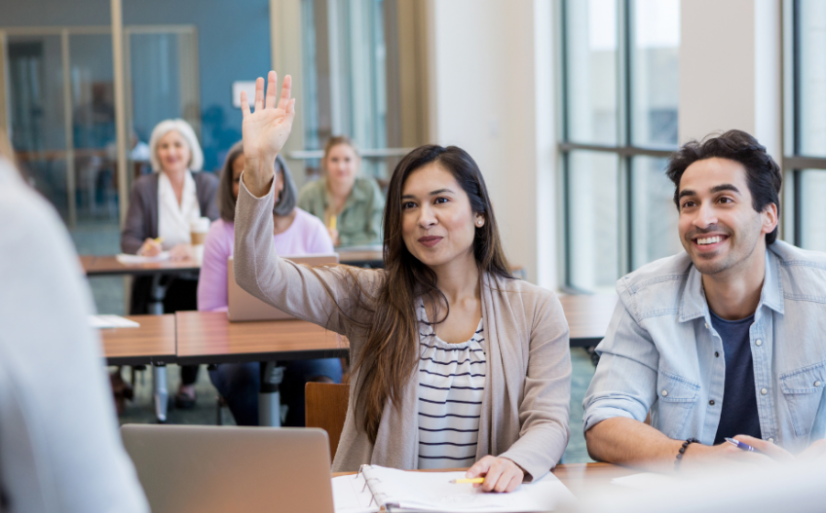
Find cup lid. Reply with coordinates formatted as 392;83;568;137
190;216;211;232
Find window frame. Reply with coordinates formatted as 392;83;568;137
782;0;826;247
557;0;678;291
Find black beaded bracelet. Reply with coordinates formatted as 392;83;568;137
674;438;700;470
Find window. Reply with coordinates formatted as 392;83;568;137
785;0;826;250
559;0;681;292
297;0;429;180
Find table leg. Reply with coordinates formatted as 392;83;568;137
259;361;285;427
148;274;168;315
153;363;168;423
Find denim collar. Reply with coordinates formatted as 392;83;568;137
678;248;784;323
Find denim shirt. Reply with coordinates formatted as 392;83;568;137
583;240;826;452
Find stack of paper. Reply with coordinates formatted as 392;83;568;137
332;466;576;513
89;315;140;329
115;252;171;264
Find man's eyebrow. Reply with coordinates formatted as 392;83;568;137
710;184;740;194
678;184;740;200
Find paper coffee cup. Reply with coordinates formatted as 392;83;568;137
190;217;210;263
190;217;210;245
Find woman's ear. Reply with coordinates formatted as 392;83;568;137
475;215;485;228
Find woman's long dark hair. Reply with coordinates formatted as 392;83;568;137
349;144;512;442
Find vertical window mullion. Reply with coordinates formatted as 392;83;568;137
617;0;631;275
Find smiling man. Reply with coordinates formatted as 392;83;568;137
583;130;826;471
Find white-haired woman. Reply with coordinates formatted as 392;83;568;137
121;119;218;409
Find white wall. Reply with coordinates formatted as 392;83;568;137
427;0;557;289
679;0;781;159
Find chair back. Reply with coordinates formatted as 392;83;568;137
305;382;350;461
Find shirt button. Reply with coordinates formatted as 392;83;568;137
662;390;668;397
761;388;768;395
714;351;720;358
709;399;715;406
815;381;822;387
755;339;762;347
705;322;709;329
768;438;774;443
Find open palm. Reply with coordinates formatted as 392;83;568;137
241;71;296;196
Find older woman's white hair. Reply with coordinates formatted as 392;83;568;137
148;119;204;172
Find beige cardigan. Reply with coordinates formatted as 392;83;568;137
234;178;572;481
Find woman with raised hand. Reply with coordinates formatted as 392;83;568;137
235;72;571;492
298;136;384;247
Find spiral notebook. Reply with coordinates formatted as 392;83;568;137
332;465;576;513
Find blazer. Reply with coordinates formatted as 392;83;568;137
121;171;219;254
234;178;572;481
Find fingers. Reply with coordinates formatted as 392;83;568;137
266;70;278;109
735;435;793;462
504;470;523;493
254;76;265;112
240;91;250;118
277;74;293;111
465;456;492;480
480;460;506;493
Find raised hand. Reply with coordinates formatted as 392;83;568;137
240;71;296;197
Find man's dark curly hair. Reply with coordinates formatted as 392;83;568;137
666;129;782;245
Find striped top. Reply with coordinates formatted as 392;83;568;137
416;299;486;469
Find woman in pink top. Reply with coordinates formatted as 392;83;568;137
197;141;340;425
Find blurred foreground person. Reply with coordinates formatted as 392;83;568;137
560;443;826;513
0;143;148;512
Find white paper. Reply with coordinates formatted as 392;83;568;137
115;252;170;264
332;473;379;513
89;315;141;329
610;472;676;491
333;466;576;513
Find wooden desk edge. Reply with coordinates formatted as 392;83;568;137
175;347;349;366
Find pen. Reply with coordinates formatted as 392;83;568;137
329;216;337;231
725;437;761;453
153;237;164;244
449;477;485;484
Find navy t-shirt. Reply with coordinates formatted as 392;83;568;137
711;310;763;444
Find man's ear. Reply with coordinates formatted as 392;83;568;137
761;203;778;235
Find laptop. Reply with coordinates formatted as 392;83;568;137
227;254;339;322
121;424;334;513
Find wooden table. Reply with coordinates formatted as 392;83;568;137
175;311;349;366
97;314;176;422
80;255;200;277
97;314;176;366
333;462;635;499
558;294;618;347
550;462;635;497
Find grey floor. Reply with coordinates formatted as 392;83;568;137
111;349;596;463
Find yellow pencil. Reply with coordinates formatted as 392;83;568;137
153;237;164;244
449;477;485;484
329;215;337;231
